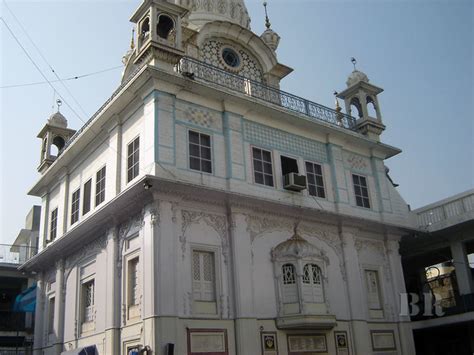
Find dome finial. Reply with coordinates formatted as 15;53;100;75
263;1;271;29
56;99;62;113
351;57;357;71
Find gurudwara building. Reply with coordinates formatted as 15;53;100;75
21;0;418;354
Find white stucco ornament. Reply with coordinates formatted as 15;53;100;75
47;111;68;128
272;225;325;260
260;28;280;51
175;0;251;29
346;69;370;87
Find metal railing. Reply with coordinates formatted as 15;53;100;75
177;57;357;130
0;244;38;265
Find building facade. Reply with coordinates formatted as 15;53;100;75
401;190;474;355
22;1;417;354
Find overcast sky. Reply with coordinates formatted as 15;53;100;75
1;0;473;244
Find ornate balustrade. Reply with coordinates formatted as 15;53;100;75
177;57;357;130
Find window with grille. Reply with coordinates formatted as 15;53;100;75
127;137;140;183
83;179;92;215
352;174;370;208
302;264;324;303
95;166;106;207
50;208;58;241
192;251;215;302
281;263;298;303
189;131;212;173
71;189;80;225
305;162;326;198
252;147;274;187
128;257;140;306
48;297;55;334
82;280;95;323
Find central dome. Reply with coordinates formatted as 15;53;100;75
175;0;251;29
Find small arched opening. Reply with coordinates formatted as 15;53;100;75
350;97;363;118
156;14;174;40
140;17;150;40
366;96;378;118
51;136;65;157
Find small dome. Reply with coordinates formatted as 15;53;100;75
346;69;369;87
261;28;280;51
272;230;323;260
48;111;68;128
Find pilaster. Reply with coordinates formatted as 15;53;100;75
33;274;45;355
53;259;65;355
105;226;120;355
450;241;474;295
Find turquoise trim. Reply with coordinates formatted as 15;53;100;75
223;112;233;179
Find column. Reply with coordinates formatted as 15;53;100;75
340;228;370;355
229;210;259;355
386;239;416;355
54;259;65;355
450;241;474;295
105;227;120;355
33;274;45;355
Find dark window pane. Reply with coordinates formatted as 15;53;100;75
202;160;212;173
253;148;261;160
314;164;322;175
316;176;324;187
263;162;272;174
189;144;200;157
189;131;199;144
264;174;274;186
361;188;369;198
200;134;211;147
255;172;264;184
83;180;92;215
190;157;201;170
201;147;211;160
317;187;326;198
309;185;316;196
352;175;359;184
307;174;315;185
305;162;313;173
356;196;363;207
253;160;263;172
262;150;272;162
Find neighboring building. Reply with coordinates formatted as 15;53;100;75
21;1;418;354
401;189;474;355
0;206;40;354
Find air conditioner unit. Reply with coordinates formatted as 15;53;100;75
283;173;307;191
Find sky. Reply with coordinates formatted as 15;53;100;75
0;0;473;244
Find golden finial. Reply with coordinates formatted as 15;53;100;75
263;1;271;29
130;28;135;50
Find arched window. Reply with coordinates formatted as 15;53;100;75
302;264;324;303
282;263;298;303
51;136;65;157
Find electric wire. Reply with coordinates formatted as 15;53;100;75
0;66;123;89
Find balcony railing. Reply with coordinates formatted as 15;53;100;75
0;245;38;265
177;57;358;130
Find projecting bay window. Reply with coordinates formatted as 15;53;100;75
305;162;326;198
192;250;217;315
127;137;140;183
71;189;80;225
95;166;106;207
189;130;212;173
127;256;141;320
49;208;58;242
252;147;274;187
352;174;370;208
82;179;92;215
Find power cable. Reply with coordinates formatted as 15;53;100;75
1;66;123;89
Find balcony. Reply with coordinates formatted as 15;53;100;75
0;244;38;266
177;57;357;131
415;189;474;232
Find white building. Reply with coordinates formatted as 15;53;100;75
21;1;417;354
